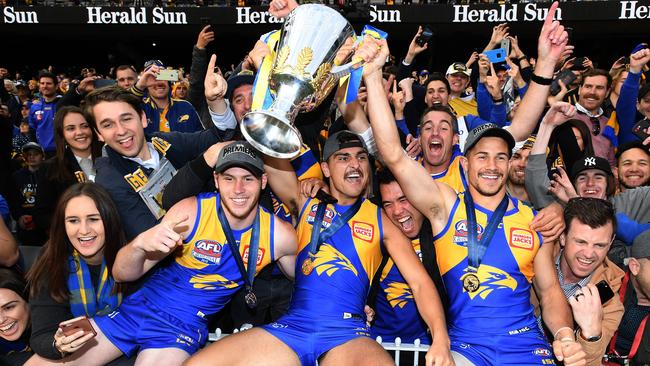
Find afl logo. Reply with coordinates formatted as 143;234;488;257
192;240;223;265
453;220;484;246
306;204;334;228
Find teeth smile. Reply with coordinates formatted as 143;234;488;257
0;322;16;332
577;258;593;265
398;216;411;223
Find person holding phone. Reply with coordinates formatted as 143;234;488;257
130;60;202;134
25;183;132;365
531;197;624;366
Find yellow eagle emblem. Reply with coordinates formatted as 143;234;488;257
462;264;517;300
385;282;413;309
311;244;358;277
190;274;238;290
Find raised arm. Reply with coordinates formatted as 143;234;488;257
533;241;586;366
263;156;304;218
112;198;194;282
381;210;453;366
362;38;455;232
508;2;568;141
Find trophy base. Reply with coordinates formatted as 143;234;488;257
241;111;302;159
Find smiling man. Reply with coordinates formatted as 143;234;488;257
570;156;617;200
370;168;447;347
83;86;225;240
574;69;615;167
532;198;624;366
28;72;60;155
615;141;650;192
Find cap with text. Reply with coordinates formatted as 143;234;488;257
463;123;515;156
214;141;264;177
570;155;613;181
322;130;368;162
445;62;471;77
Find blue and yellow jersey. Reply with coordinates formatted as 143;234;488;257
288;197;383;320
272;144;323;223
434;193;542;335
140;192;275;323
371;238;430;344
421;146;467;193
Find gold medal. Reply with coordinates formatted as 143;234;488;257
301;258;314;275
462;273;480;293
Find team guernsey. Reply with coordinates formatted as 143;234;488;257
264;197;383;366
423;146;467;193
434;192;555;366
95;192;275;356
371;238;429;344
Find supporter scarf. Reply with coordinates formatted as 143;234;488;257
67;251;121;317
339;25;388;104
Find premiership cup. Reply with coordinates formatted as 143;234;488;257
240;4;355;159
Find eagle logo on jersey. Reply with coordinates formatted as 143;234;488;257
453;220;485;246
190;274;239;290
461;265;517;300
385;282;413;309
310;244;358;277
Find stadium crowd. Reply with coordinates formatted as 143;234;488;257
1;0;650;365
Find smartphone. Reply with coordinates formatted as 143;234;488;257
500;38;510;56
595;280;615;305
484;48;507;64
156;69;179;82
60;317;97;337
416;26;433;47
93;79;116;88
200;16;212;31
572;57;587;71
633;118;650;141
550;70;578;96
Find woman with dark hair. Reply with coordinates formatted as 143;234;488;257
0;268;32;366
33;106;102;233
25;183;131;365
546;118;595;175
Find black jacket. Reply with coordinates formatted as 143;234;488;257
95;127;224;240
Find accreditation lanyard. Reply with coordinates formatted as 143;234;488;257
217;203;260;308
464;192;509;275
308;197;364;255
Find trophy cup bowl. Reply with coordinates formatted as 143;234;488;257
241;4;355;159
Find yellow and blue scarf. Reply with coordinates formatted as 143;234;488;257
67;251;122;317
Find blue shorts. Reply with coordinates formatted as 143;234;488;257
449;328;555;366
94;291;208;357
262;313;371;366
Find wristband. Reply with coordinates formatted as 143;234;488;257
531;73;553;86
492;97;504;103
553;326;573;340
517;55;527;62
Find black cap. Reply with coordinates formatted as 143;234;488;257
21;142;44;154
322;130;368;162
463;123;515;156
570;155;613;181
226;70;255;101
615;140;650;160
214;141;264;177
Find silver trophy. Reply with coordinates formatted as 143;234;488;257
240;4;355;159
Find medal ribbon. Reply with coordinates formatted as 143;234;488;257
308;197;364;255
464;192;509;274
216;199;260;299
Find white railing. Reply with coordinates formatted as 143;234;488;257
208;328;430;366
